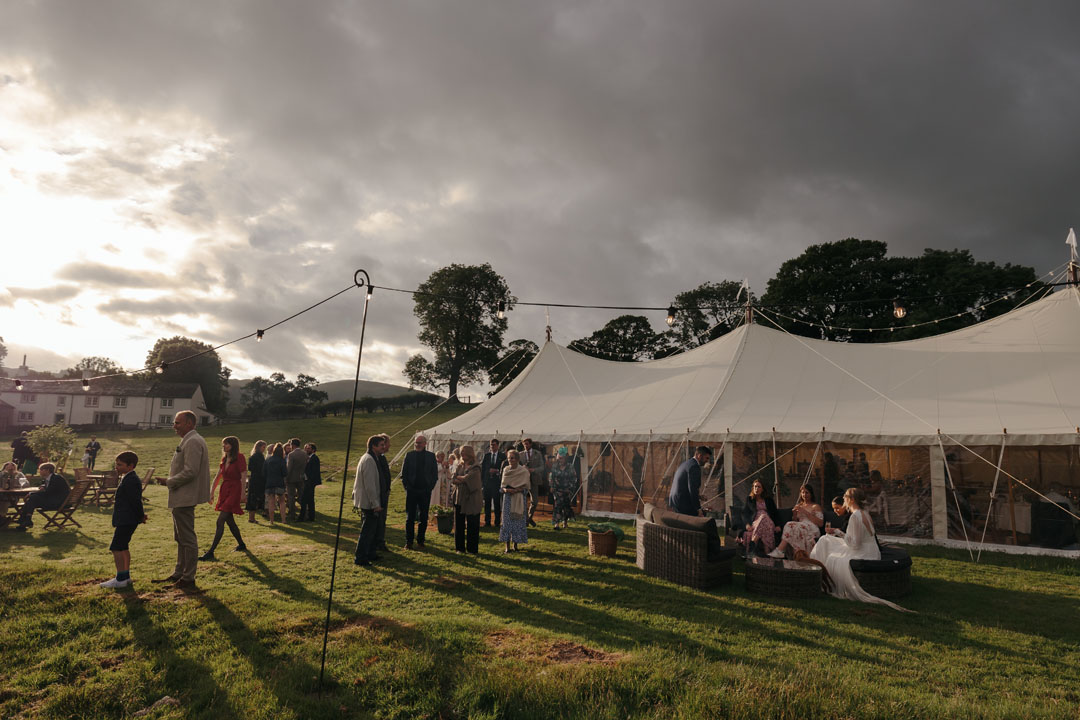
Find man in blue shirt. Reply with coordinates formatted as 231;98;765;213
667;446;713;517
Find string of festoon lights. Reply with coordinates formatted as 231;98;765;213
2;263;1076;390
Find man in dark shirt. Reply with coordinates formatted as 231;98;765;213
16;462;69;529
374;434;392;553
85;436;102;471
667;446;713;517
400;434;438;549
298;443;321;522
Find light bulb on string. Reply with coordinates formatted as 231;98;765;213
666;305;677;327
81;379;90;392
14;379;23;391
256;329;264;342
497;300;506;320
155;363;167;375
892;300;907;320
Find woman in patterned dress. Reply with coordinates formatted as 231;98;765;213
768;484;824;558
740;479;780;556
499;449;530;552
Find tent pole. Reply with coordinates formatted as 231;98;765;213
1007;479;1018;546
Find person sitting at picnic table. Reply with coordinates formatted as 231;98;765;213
499;449;530;552
1;461;29;518
15;462;69;530
549;447;577;529
768;484;824;558
739;479;780;556
810;488;910;612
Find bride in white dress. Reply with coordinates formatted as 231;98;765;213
810;488;910;612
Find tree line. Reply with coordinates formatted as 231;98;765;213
402;240;1044;399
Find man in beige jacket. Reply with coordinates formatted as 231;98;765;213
352;434;386;566
154;410;211;592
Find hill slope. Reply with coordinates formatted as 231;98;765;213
225;378;430;415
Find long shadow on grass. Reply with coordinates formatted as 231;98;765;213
0;528;104;560
124;595;241;719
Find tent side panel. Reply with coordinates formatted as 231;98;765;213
931;443;947;540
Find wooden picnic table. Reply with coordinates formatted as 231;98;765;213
0;487;35;529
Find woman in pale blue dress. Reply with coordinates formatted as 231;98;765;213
498;450;530;552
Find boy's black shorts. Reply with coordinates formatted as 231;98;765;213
109;524;138;552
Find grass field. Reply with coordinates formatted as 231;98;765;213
2;410;1079;719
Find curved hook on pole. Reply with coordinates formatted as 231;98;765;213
354;269;371;293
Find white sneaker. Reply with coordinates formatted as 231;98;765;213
766;549;785;559
99;577;132;588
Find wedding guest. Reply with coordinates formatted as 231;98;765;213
480;438;506;527
400;434;438;549
15;462;68;530
522;438;545;527
451;445;482;554
830;496;850;532
299;442;321;522
549;447;577;529
499;449;530;552
85;436;103;471
0;461;27;518
154;411;211;593
246;441;267;523
432;451;450;507
100;452;146;588
352;434;387;567
200;436;247;560
811;488;909;611
263;443;288;525
739;479;780;556
668;446;712;516
374;434;392;552
285;438;307;521
769;484;824;558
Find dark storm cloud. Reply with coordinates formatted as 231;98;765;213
5;0;1080;382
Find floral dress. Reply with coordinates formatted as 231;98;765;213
549;462;577;527
741;498;777;553
780;504;823;555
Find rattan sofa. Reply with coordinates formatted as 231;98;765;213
850;545;912;599
636;518;736;590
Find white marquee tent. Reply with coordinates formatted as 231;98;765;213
426;287;1080;552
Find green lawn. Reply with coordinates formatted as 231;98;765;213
2;411;1079;719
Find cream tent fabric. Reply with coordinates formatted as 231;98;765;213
426;288;1080;448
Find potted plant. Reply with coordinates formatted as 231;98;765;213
587;521;625;557
431;505;455;534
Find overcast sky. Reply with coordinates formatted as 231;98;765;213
2;1;1079;392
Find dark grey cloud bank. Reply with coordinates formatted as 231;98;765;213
4;0;1080;382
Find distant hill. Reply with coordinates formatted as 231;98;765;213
225;378;432;416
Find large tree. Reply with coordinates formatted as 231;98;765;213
759;239;1042;342
488;339;539;396
61;356;124;379
668;280;754;349
403;263;513;401
240;372;327;418
145;336;232;415
568;315;672;361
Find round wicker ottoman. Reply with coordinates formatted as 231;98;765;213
744;557;822;598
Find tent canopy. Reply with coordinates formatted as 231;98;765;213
426;288;1080;447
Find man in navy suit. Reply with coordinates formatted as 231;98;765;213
480;439;507;527
667;446;713;517
16;462;69;529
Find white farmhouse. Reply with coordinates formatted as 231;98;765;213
0;377;215;431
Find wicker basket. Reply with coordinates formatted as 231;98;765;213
588;530;618;557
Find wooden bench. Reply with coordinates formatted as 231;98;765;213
37;479;93;530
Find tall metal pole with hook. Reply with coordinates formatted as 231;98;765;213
319;269;373;690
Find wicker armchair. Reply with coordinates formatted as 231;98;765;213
636;518;734;590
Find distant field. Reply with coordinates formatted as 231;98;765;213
224;378;436;416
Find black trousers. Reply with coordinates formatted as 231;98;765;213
19;492;62;526
404;490;430;546
354;509;379;563
483;484;502;525
299;480;317;520
374;493;389;548
454;506;480;553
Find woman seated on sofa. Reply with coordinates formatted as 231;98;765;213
739;479;780;556
768;483;823;558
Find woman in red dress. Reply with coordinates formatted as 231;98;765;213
200;436;248;561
